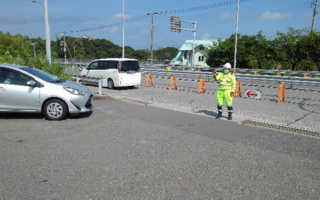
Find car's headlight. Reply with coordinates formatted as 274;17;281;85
63;87;86;96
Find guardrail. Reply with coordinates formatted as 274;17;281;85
140;69;320;89
142;67;320;76
73;75;103;96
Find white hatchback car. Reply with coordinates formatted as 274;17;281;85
0;63;93;120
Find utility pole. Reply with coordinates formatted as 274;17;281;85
148;12;159;66
311;0;318;32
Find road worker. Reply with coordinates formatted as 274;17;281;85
212;63;236;120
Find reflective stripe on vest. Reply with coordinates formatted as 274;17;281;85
217;73;236;91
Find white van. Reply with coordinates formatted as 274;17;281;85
80;58;141;89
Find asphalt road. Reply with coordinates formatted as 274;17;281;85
1;89;320;199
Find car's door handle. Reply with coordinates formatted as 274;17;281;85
0;87;5;91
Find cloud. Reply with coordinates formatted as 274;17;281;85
111;13;130;20
260;12;290;20
104;26;118;33
218;13;235;19
202;33;210;39
128;35;138;40
140;30;149;35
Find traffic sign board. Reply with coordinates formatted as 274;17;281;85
170;16;182;32
244;89;262;100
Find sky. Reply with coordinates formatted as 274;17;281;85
0;0;318;50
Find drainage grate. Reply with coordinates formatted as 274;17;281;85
241;120;320;139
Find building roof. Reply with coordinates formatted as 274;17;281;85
179;39;218;51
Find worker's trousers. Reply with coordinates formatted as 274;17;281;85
216;89;233;113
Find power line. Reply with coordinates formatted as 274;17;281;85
156;0;252;16
65;15;149;34
60;0;253;35
154;26;180;47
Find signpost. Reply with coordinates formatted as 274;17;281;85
170;16;196;67
244;89;262;100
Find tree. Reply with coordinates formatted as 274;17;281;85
206;38;234;67
133;50;149;60
152;47;178;61
206;28;320;70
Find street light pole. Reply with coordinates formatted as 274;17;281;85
44;0;51;64
31;42;36;58
233;0;240;69
32;0;51;64
122;0;125;58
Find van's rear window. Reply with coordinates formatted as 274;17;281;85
120;61;140;72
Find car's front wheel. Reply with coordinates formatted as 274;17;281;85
43;99;68;120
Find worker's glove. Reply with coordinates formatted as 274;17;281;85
230;92;234;97
212;74;217;80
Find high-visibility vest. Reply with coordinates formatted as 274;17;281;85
213;72;236;92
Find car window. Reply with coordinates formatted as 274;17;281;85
88;62;98;70
0;68;34;86
0;69;7;83
120;61;140;72
21;67;60;83
97;61;118;70
98;61;108;69
109;61;118;69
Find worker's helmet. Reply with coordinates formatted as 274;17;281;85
223;63;232;69
223;63;232;73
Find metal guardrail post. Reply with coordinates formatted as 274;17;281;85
98;79;102;96
76;75;79;83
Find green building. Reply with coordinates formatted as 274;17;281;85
170;39;218;68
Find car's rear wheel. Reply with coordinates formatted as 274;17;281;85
43;99;68;120
107;79;114;89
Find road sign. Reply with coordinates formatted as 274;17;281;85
170;16;182;32
244;89;262;100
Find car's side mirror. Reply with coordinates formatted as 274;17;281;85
26;80;36;87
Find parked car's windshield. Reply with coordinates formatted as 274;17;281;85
21;67;63;83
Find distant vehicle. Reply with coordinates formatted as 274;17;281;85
0;64;93;120
79;58;141;89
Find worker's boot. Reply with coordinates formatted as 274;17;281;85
216;112;222;119
228;112;232;120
